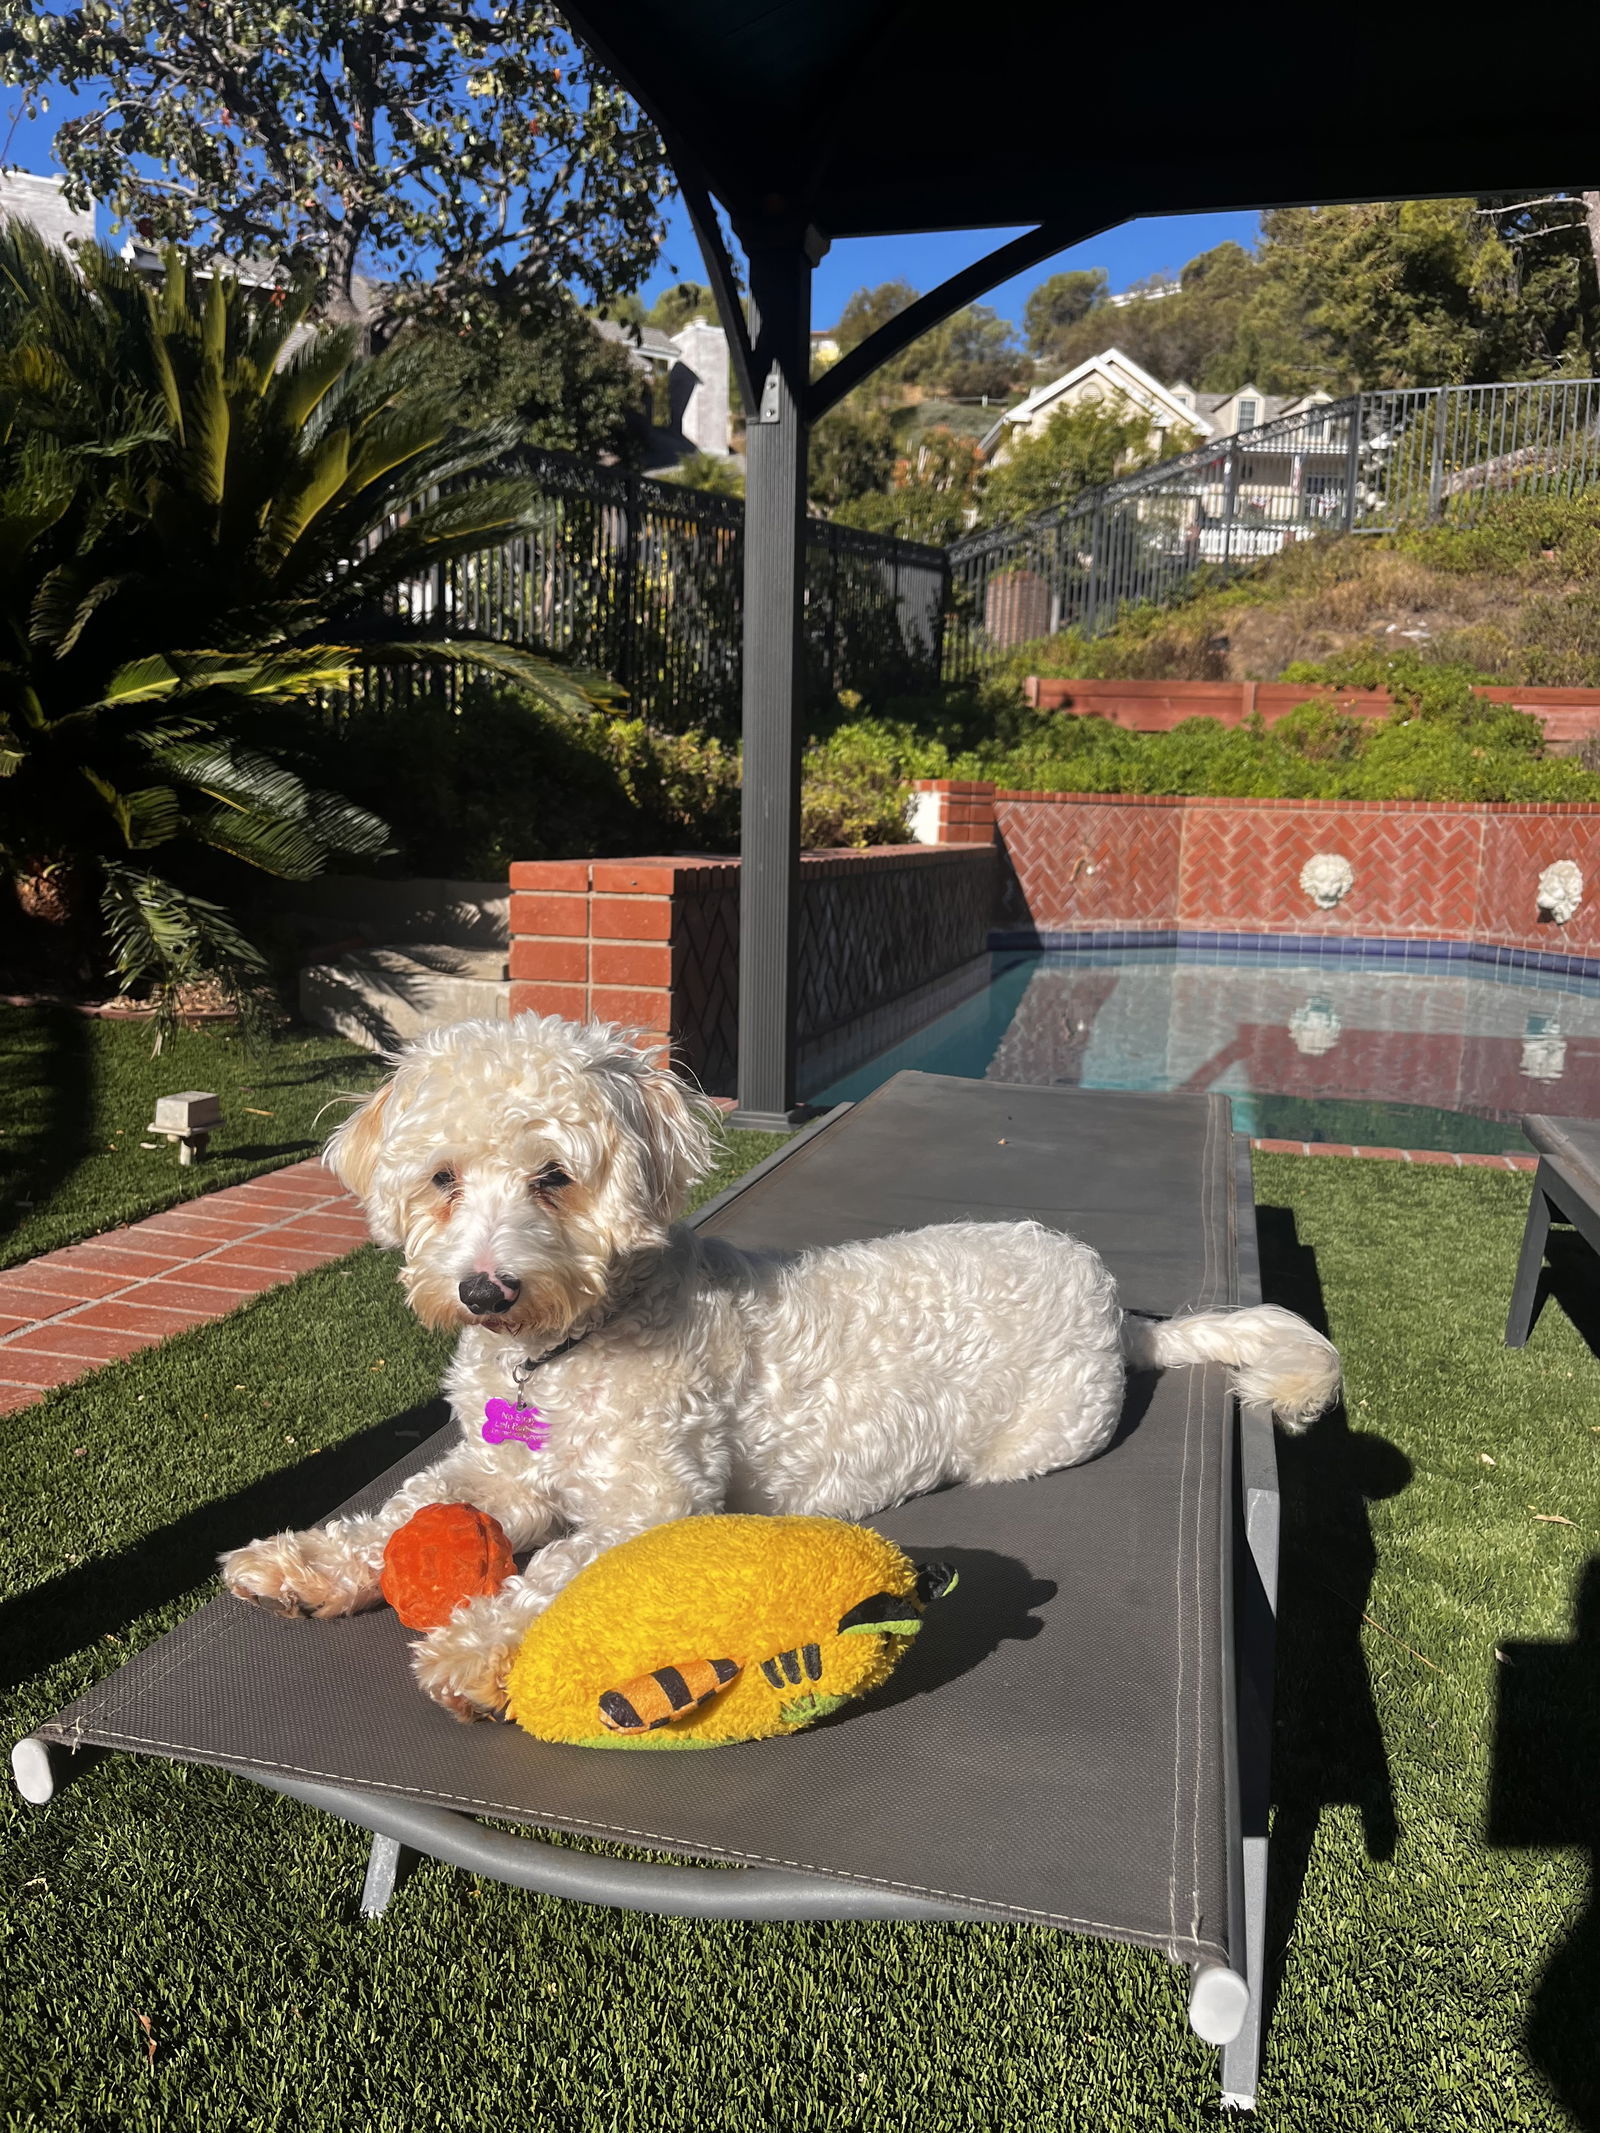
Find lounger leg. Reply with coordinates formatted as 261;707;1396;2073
1505;1166;1555;1348
1223;1385;1281;2112
1219;1834;1268;2108
360;1832;411;1918
11;1736;58;1805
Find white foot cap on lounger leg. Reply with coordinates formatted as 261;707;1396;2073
11;1736;56;1805
1189;1961;1250;2046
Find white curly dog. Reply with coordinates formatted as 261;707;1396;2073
220;1014;1339;1720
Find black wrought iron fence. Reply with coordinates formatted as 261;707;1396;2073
381;445;947;731
944;375;1600;677
364;382;1600;709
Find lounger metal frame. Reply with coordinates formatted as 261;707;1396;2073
1506;1151;1600;1348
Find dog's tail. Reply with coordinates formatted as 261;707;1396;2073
1121;1304;1340;1434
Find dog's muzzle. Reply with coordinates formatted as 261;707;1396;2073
458;1272;523;1317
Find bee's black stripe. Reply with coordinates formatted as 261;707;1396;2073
598;1690;642;1731
652;1665;695;1712
802;1642;822;1681
779;1648;802;1684
710;1657;739;1685
760;1658;785;1690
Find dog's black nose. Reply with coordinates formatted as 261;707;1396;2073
458;1272;521;1316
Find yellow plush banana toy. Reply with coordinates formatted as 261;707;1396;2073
505;1515;957;1748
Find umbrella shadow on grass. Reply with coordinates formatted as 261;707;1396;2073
1;1399;449;1695
1489;1554;1600;2129
0;1002;93;1259
1255;1201;1412;2036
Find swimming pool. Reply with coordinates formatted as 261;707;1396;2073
810;946;1600;1152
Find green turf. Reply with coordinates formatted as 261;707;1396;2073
2;1153;1596;2129
0;1005;386;1269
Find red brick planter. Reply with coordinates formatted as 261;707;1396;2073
510;844;995;1096
1023;677;1600;748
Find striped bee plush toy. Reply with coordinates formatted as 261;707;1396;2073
504;1515;956;1748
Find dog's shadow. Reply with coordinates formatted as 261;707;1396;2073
816;1545;1055;1724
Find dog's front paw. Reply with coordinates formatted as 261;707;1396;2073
410;1612;515;1723
219;1530;383;1619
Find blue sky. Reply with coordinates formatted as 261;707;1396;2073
643;200;1261;334
3;92;1259;333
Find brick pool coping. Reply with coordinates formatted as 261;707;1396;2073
0;1131;1536;1414
0;1160;368;1415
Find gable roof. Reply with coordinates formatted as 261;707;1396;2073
1003;347;1211;436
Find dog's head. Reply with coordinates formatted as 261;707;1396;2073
326;1014;717;1340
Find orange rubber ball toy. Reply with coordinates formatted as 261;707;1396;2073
380;1502;518;1631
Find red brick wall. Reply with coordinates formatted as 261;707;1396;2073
510;844;994;1096
977;788;1600;953
1023;677;1600;745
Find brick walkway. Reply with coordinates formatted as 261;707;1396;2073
0;1161;367;1415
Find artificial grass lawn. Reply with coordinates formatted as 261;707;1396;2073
3;1152;1597;2129
0;1005;386;1269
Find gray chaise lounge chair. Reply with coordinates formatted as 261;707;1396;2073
1506;1114;1600;1347
12;1073;1283;2110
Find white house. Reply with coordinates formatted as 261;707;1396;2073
1167;379;1333;439
595;315;732;462
983;347;1203;461
0;169;94;249
981;346;1347;557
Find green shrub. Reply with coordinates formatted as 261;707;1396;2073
318;685;740;875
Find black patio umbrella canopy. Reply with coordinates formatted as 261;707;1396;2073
556;0;1597;1125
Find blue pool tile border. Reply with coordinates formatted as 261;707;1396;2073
989;929;1600;981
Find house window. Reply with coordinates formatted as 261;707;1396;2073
1236;397;1258;433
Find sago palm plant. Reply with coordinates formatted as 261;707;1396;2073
0;224;598;1004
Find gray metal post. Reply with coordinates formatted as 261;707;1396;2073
1222;439;1239;570
1428;390;1448;522
732;236;819;1129
1342;397;1362;532
1085;497;1104;636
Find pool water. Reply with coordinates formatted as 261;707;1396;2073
810;947;1600;1153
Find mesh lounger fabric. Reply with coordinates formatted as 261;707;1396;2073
31;1074;1240;1967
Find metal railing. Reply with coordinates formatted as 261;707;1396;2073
384;445;947;731
944;376;1600;676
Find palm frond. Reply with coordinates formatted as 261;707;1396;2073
99;858;266;1016
94;648;361;707
258;425;353;564
156;737;390;875
78;766;182;849
373;635;627;716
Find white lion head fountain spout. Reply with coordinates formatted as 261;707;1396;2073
1289;997;1343;1057
1536;861;1583;927
1299;852;1354;911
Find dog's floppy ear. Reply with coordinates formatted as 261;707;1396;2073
589;1036;715;1223
324;1081;394;1206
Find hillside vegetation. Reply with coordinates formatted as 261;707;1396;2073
997;492;1600;690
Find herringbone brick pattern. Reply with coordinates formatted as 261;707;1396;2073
1178;808;1484;935
995;798;1182;930
996;793;1600;948
672;872;740;1093
1478;812;1600;951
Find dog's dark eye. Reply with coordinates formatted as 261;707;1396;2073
431;1168;456;1192
532;1165;572;1196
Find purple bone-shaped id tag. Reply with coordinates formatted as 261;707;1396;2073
482;1398;548;1449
